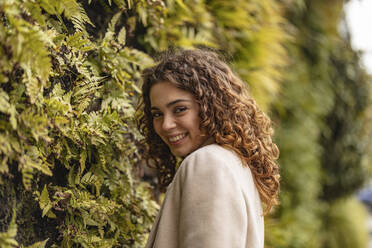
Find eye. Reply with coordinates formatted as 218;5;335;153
151;111;162;118
174;106;187;114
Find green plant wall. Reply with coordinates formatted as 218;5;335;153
0;0;160;246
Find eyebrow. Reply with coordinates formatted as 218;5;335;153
151;99;192;110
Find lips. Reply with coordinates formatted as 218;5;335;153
168;133;187;144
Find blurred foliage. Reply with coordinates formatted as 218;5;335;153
267;0;371;247
207;0;288;110
143;0;288;110
320;41;370;201
321;197;369;248
0;0;370;247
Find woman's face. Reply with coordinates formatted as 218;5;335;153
149;81;210;157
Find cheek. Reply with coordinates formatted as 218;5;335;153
152;119;161;136
193;115;209;138
190;115;202;134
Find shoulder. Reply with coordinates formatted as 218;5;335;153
177;144;241;181
184;144;239;165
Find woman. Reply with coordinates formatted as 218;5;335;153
137;49;280;248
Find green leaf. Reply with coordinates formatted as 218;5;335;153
137;5;147;26
175;0;189;11
0;90;10;113
41;202;53;218
23;66;42;104
23;239;48;248
39;0;57;15
108;11;122;33
39;185;50;209
8;105;17;130
80;150;87;174
117;27;126;45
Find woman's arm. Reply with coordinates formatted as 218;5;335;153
178;148;248;248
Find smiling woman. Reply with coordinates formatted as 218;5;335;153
150;81;211;157
136;49;280;248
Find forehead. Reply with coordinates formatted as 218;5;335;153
149;81;195;107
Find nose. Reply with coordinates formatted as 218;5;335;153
162;114;176;131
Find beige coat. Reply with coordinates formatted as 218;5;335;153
145;144;264;248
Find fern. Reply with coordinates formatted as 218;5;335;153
23;66;42;104
0;90;17;129
19;146;52;189
21;239;48;248
38;185;56;218
0;208;18;248
65;32;95;51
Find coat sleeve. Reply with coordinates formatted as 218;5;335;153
178;149;247;248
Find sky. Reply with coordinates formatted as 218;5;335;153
344;0;372;73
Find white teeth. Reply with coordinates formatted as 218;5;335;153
169;134;186;142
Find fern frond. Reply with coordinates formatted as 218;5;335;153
20;109;51;142
21;167;34;191
0;134;14;158
19;146;53;190
0;208;18;248
25;152;53;176
65;32;95;51
23;66;42;104
22;239;48;248
108;11;122;33
70;16;87;34
72;79;102;114
79;150;87;175
97;147;106;169
7;17;52;85
0;156;9;174
0;90;17;129
103;11;122;43
22;2;46;27
81;171;98;186
0;133;21;174
112;0;132;9
62;0;94;34
117;26;126;45
0;90;11;114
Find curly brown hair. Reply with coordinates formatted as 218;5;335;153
136;49;280;213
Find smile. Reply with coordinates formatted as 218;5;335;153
168;133;187;143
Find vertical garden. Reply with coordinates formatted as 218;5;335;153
0;0;371;247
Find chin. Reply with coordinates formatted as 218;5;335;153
171;147;191;158
171;150;187;158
